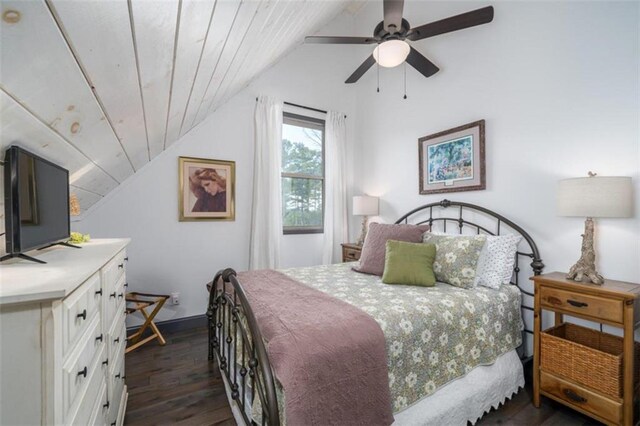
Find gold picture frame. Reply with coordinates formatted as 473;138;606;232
179;156;235;221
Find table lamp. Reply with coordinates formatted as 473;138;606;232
557;172;632;284
353;195;379;246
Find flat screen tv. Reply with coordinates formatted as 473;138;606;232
2;146;71;263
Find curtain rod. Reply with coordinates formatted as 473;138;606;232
255;98;347;118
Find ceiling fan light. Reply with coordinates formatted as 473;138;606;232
373;40;410;68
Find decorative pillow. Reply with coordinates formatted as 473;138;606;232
426;232;523;289
422;232;486;288
382;241;436;287
474;234;523;289
353;223;430;276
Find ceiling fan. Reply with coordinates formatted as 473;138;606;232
305;0;494;84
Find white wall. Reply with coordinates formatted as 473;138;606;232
350;1;639;282
72;13;359;323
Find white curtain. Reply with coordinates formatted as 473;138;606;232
249;96;283;270
322;111;348;264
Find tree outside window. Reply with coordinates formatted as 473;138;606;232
281;113;324;234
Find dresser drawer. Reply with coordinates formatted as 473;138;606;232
104;274;126;331
110;336;126;378
63;272;102;357
108;382;127;426
541;371;622;424
108;310;127;371
108;347;126;418
65;345;106;426
103;250;127;295
539;285;623;324
62;316;104;419
87;382;108;426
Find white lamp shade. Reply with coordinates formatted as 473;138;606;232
557;176;633;218
353;195;379;216
373;40;410;68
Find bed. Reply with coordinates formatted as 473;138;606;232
206;199;544;425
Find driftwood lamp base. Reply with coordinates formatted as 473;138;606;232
566;217;605;285
356;216;369;246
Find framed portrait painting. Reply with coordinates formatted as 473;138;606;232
419;120;485;195
179;156;235;221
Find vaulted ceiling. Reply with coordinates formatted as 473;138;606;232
0;0;355;214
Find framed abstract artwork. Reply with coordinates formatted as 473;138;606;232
419;120;486;195
179;156;235;221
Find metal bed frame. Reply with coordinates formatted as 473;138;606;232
206;199;544;426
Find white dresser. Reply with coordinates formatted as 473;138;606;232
0;239;130;425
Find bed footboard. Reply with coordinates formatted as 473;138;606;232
207;268;280;426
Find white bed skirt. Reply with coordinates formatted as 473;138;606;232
393;349;524;426
218;349;524;426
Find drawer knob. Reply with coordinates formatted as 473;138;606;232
111;422;117;426
110;292;117;298
118;293;124;299
103;401;109;409
118;263;124;269
114;337;120;343
124;257;129;261
77;366;88;378
102;358;109;366
567;299;588;308
77;309;87;320
95;289;103;296
96;334;103;342
124;282;129;288
563;388;587;403
115;373;121;379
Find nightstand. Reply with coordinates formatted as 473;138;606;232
531;272;640;425
341;243;362;263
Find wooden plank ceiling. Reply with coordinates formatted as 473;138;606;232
0;0;353;214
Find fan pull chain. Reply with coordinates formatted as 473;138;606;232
376;60;380;93
403;62;407;99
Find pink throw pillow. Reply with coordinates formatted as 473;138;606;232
353;223;430;276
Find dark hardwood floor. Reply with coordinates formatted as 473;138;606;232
124;327;600;426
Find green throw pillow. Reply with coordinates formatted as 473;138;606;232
382;240;436;287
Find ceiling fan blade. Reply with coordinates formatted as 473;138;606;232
305;36;378;44
383;0;404;33
405;47;439;78
407;6;494;41
345;55;376;84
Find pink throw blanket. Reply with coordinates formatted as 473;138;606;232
238;269;394;426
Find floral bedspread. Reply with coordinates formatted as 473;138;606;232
279;262;523;412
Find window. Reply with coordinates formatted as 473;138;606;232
281;112;325;234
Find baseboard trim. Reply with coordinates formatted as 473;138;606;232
126;314;207;335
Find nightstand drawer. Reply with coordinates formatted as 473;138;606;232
540;286;623;324
343;248;360;261
541;371;622;424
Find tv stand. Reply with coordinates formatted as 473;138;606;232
37;241;82;250
0;253;47;264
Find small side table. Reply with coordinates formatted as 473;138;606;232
341;243;362;263
531;272;640;425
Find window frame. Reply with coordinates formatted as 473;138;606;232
281;112;325;235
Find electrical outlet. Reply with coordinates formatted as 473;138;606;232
171;292;180;305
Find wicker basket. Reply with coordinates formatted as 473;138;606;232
540;322;640;400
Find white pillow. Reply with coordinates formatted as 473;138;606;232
425;231;521;289
474;234;522;289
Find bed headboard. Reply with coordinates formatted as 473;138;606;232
395;199;544;360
